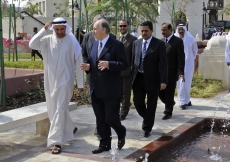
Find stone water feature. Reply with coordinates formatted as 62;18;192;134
126;95;230;162
198;36;229;89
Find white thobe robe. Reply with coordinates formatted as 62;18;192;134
225;37;230;63
177;41;198;105
29;28;84;147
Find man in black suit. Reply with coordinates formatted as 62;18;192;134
31;27;43;61
159;23;185;120
81;14;116;137
132;21;168;138
118;19;137;120
80;19;127;154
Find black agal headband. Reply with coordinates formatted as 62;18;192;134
52;21;67;24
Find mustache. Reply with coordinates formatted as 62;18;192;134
179;32;184;34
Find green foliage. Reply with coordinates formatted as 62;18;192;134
190;74;224;98
4;53;41;59
5;60;43;69
86;0;162;29
175;74;224;98
218;4;230;15
23;2;42;16
53;2;70;17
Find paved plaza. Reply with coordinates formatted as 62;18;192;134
0;90;229;162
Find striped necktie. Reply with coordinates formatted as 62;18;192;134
98;41;103;58
139;41;148;72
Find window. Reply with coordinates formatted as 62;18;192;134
42;1;45;13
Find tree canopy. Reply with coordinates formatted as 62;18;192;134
86;0;165;29
23;2;42;16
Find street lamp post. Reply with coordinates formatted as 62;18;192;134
78;0;82;42
72;0;75;33
202;2;208;40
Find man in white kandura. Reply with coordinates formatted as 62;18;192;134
225;31;230;66
175;24;198;110
29;17;84;154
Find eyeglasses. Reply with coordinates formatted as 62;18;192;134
119;25;128;28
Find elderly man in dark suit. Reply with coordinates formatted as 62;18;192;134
118;19;137;120
81;14;116;137
132;21;168;138
159;23;185;120
80;19;127;154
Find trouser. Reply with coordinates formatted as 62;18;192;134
31;49;43;60
91;92;126;148
133;72;159;132
159;81;177;116
120;76;132;117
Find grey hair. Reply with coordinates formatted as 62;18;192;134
98;19;110;34
93;14;106;24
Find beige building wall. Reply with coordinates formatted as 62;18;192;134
223;0;230;20
156;0;209;39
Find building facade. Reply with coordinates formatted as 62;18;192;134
155;0;230;39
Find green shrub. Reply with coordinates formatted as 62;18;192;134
190;74;224;98
175;74;224;98
5;60;43;69
4;53;41;60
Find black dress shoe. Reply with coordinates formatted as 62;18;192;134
120;116;126;121
92;147;111;154
144;131;151;138
186;101;192;106
94;128;99;136
180;104;186;110
73;126;78;134
162;114;171;120
118;137;125;149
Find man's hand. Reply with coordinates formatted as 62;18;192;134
80;63;90;71
160;83;167;90
44;22;52;30
227;62;230;66
178;75;185;82
98;60;109;71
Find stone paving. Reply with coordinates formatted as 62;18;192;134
0;90;229;162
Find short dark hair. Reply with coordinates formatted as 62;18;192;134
119;19;129;25
93;14;106;23
162;23;172;30
99;19;110;34
140;21;153;30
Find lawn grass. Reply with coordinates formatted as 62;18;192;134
4;53;43;69
190;73;224;98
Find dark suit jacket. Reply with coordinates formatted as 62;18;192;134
88;36;128;99
162;35;185;82
118;34;137;76
132;37;168;90
82;31;116;62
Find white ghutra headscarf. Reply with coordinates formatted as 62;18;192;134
174;24;196;56
49;17;82;60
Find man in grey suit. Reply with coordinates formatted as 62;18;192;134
132;21;168;138
80;19;127;154
118;19;137;120
81;14;116;137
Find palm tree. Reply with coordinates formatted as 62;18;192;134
23;2;42;16
86;0;162;29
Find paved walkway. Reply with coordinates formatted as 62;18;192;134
0;91;229;162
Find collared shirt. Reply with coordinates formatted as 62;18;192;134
165;33;173;43
142;36;153;50
98;34;109;51
120;32;128;41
